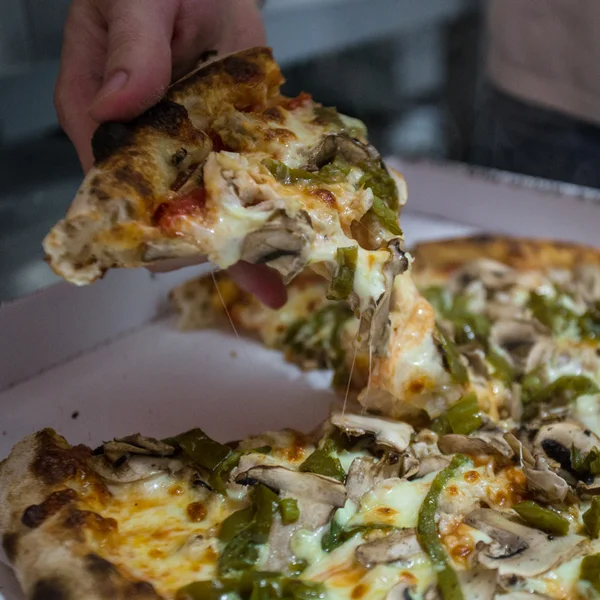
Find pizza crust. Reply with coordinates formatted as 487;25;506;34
0;431;163;600
412;235;600;278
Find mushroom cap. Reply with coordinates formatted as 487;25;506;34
235;465;346;507
330;411;414;453
533;421;600;467
464;508;587;578
355;528;421;567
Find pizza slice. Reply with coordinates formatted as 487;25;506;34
4;398;600;600
171;236;600;429
43;47;408;354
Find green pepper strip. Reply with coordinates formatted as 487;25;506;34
522;373;599;420
322;520;397;553
417;454;468;600
369;196;402;236
217;484;279;575
583;497;600;539
279;498;300;525
581;554;600;593
299;438;346;483
263;158;317;185
169;428;233;472
176;572;325;600
572;445;600;478
327;246;358;302
435;325;469;385
512;501;570;536
445;393;482;436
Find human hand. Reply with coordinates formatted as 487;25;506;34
55;0;286;308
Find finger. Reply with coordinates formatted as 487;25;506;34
227;262;287;309
89;0;179;123
54;0;106;171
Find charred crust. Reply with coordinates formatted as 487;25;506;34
176;48;271;90
85;554;161;599
92;100;196;164
22;489;77;528
223;56;262;83
31;578;68;600
32;431;92;486
2;533;18;563
84;553;119;576
113;166;153;199
137;100;189;137
92;122;135;163
171;148;188;167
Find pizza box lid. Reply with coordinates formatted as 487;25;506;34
0;159;598;598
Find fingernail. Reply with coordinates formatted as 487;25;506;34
94;70;128;103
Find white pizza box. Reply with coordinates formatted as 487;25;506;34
0;159;598;598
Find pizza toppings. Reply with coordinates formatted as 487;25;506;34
330;411;414;453
464;508;586;578
417;454;469;600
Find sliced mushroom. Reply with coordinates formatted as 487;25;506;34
239;210;315;283
356;528;421;567
503;433;534;466
465;508;587;578
438;431;513;460
576;477;600;498
330;411;414;453
401;453;421;479
522;456;570;503
357;239;409;356
90;454;184;483
458;569;498;600
505;384;523;423
266;495;334;570
449;259;516;294
461;346;490;378
306;133;380;170
414;455;451;478
533;422;600;472
346;456;401;503
102;435;175;457
490;321;545;371
235;465;346;507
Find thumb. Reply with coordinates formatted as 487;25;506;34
90;0;178;123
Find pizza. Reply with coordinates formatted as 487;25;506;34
1;408;600;600
4;236;600;599
42;46;408;355
172;235;600;423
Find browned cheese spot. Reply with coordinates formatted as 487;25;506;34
186;502;208;522
309;188;337;208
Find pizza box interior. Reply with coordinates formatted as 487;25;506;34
1;158;600;598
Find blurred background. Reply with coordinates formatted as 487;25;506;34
0;0;598;301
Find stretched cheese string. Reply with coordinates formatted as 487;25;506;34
211;270;257;369
361;333;373;416
342;343;358;417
